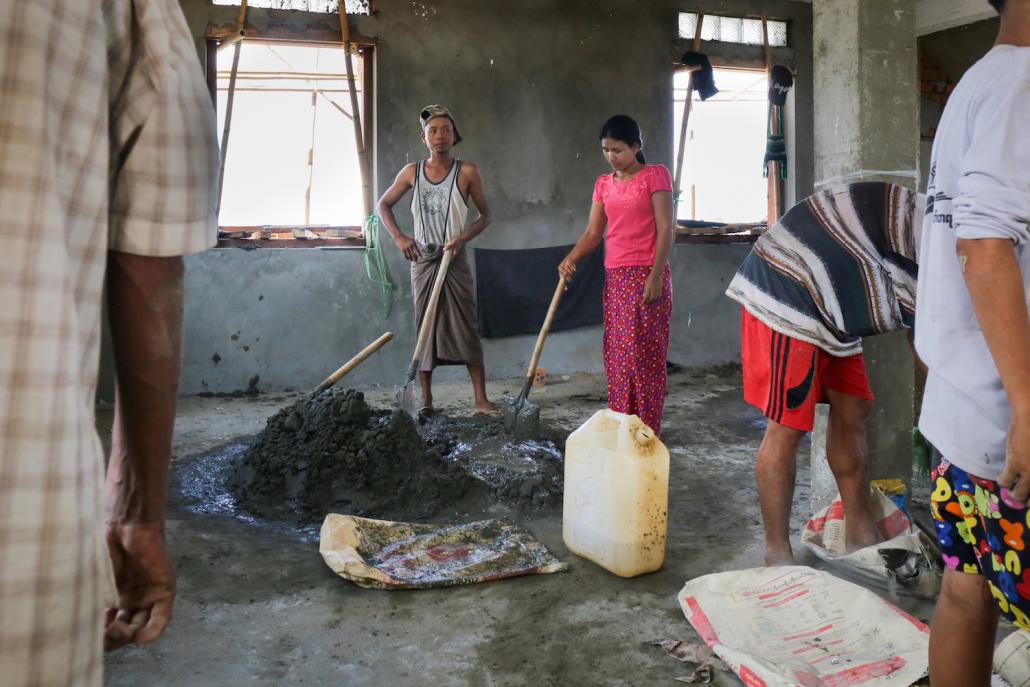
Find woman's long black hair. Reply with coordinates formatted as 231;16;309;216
599;114;645;164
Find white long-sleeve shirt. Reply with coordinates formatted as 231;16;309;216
915;45;1030;480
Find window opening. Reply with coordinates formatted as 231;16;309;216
212;0;372;14
215;41;367;240
678;12;787;47
673;67;770;226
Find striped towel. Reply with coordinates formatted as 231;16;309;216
726;182;925;356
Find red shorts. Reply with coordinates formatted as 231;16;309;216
741;309;873;432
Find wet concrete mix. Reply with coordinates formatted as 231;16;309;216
222;388;565;525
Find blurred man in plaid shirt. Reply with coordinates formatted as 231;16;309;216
0;1;217;684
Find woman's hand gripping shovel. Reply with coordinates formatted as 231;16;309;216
503;275;567;438
397;248;455;417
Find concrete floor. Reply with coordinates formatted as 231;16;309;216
103;367;938;686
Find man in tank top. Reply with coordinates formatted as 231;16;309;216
377;105;497;417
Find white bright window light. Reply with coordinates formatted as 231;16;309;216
211;0;370;14
678;12;788;47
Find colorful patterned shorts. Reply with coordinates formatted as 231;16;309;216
932;458;1030;629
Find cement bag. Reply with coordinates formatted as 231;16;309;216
679;566;930;687
802;489;941;599
319;514;568;590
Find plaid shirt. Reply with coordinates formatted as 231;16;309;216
0;2;216;685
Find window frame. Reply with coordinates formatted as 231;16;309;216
204;30;376;249
677;12;790;48
670;20;797;246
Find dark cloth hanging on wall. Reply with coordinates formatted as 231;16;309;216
474;244;605;339
680;51;719;101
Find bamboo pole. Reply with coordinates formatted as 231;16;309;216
763;15;784;225
216;0;248;217
338;1;373;220
361;46;373;176
304;49;321;225
217;0;249;53
216;40;241;217
673;14;704;204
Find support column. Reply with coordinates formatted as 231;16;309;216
813;0;920;486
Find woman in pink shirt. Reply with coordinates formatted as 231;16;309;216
559;115;675;433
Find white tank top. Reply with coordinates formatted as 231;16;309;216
411;159;468;245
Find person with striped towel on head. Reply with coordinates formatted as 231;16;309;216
725;182;926;567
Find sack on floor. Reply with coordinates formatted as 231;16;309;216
319;514;568;590
801;488;941;599
679;566;930;687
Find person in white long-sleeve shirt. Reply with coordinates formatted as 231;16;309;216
916;1;1030;685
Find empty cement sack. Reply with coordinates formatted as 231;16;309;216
802;489;942;599
319;514;568;590
679;566;929;687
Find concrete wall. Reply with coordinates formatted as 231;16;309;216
917;0;997;35
176;0;814;393
918;18;999;190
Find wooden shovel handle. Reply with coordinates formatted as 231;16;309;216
411;249;455;368
525;275;567;382
314;331;394;394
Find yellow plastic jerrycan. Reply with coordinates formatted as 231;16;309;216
563;409;670;577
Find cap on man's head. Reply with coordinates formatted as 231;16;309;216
419;104;462;144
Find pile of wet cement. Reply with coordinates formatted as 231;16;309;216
226;388;564;523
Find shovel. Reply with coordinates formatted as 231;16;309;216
397;248;455;416
312;331;394;396
503;275;567;437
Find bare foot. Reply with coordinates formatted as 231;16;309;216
844;519;883;554
475;400;499;416
764;547;797;567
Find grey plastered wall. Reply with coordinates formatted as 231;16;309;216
918;17;999;191
176;0;814;393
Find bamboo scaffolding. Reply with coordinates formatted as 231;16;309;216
216;42;241;217
763;15;784;225
216;0;248;216
673;15;704;202
304;49;322;225
338;1;373;220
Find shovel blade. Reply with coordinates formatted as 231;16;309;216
396;380;418;417
503;394;541;438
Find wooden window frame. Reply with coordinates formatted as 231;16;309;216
205;33;375;249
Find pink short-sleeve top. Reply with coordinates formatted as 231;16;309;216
591;164;673;268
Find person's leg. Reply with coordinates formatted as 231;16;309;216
635;265;672;434
929;568;998;687
466;364;496;413
603;268;632;417
823;388;881;552
419;370;433;411
756;420;807;565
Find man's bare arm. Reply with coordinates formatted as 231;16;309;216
104;252;183;649
960;238;1030;501
376;164;420;261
